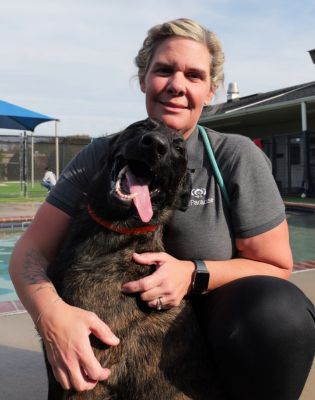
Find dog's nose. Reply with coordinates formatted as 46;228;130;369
140;132;168;157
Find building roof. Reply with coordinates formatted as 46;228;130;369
201;81;315;120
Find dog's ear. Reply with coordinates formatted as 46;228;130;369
173;172;192;211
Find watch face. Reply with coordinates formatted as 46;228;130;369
193;271;209;293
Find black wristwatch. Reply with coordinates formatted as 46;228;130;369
191;260;210;294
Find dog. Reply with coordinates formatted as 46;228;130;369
44;118;222;399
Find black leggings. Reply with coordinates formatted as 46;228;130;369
192;276;315;400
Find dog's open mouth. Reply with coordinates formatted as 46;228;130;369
113;161;159;223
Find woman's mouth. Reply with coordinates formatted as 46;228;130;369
159;100;188;110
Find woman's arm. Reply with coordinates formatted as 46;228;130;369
9;202;119;391
9;202;71;318
121;220;293;308
205;219;292;290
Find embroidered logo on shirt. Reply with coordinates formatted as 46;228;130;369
191;188;206;198
190;187;214;206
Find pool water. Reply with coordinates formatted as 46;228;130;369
0;212;314;303
287;211;315;263
0;232;21;302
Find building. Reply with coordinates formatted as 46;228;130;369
200;81;315;197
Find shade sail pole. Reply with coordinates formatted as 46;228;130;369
31;132;34;188
55;120;59;179
19;132;23;194
22;131;28;197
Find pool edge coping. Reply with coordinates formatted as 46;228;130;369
0;300;27;316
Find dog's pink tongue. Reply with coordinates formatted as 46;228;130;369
126;169;153;223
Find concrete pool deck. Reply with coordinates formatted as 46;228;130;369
0;202;41;223
0;201;314;399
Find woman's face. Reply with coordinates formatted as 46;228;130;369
141;37;214;139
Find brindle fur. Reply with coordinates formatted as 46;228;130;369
44;119;222;399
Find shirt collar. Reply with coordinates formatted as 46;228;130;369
185;126;205;169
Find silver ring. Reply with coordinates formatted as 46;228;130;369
156;297;163;311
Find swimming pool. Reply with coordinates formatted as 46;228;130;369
287;211;315;263
0;211;315;303
0;231;21;303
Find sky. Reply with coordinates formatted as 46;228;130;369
1;0;315;137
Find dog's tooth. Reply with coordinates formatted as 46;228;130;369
115;178;121;190
114;166;138;201
117;165;128;179
115;184;137;201
115;186;123;197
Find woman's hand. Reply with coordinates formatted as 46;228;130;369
121;252;195;309
37;299;120;392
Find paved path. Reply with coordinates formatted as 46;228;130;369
0;202;41;220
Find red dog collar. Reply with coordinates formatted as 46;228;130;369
87;204;158;235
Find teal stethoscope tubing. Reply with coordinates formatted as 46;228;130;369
197;125;231;208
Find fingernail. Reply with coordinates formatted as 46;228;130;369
121;284;129;292
112;336;120;344
100;369;111;380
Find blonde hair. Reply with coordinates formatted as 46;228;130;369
135;18;225;89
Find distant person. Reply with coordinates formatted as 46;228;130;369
41;167;57;191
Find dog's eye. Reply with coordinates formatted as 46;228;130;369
174;145;184;155
173;138;185;155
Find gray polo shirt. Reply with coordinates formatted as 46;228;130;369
164;128;285;260
47;127;285;262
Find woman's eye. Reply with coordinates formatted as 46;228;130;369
187;72;201;80
155;67;172;75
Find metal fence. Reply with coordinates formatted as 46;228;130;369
0;133;91;185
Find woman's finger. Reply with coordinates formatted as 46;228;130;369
51;363;71;390
87;311;120;347
48;346;103;391
139;286;163;302
78;338;111;382
132;251;167;265
147;296;171;310
46;341;97;391
67;361;98;392
121;272;161;294
41;305;118;391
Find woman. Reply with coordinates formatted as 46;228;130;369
9;18;314;399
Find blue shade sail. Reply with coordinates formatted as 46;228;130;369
0;99;58;131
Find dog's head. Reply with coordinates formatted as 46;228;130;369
88;118;191;226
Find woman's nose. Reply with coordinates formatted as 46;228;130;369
166;73;186;95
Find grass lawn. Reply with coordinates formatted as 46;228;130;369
0;181;314;204
0;181;47;202
283;196;315;205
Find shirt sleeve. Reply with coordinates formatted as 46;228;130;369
225;135;286;238
46;137;109;216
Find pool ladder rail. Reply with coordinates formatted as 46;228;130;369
0;216;33;230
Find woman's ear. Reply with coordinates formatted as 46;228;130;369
140;79;146;93
204;86;215;105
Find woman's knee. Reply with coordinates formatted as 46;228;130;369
237;276;313;339
202;276;315;400
205;276;315;347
